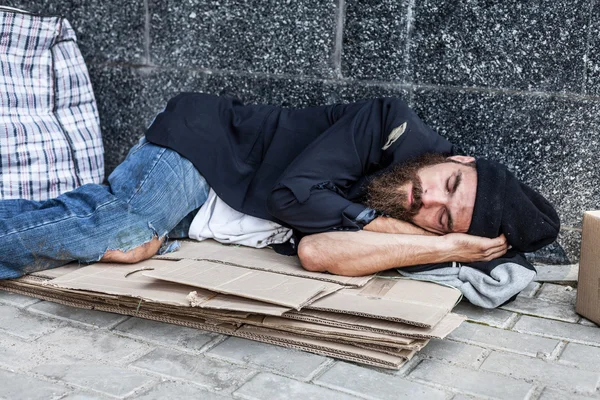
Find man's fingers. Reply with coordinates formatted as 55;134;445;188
483;245;509;261
446;233;509;262
482;236;508;258
493;234;507;246
488;234;508;249
490;239;509;252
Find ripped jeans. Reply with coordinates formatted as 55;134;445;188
0;138;209;279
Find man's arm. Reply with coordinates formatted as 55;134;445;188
363;216;437;235
297;230;508;276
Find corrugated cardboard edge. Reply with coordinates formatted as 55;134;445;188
260;316;414;346
0;284;238;334
234;331;407;369
355;341;427;354
3;278;253;323
283;310;465;339
306;306;430;327
236;325;408;367
254;322;411;348
353;343;420;358
0;282;408;370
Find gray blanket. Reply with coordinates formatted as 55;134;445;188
398;261;535;308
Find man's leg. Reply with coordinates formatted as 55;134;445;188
0;138;209;279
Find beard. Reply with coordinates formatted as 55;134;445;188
366;153;448;221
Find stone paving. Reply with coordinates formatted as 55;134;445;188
1;269;599;399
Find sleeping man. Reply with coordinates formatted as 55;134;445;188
0;94;560;307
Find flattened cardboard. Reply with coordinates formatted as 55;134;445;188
284;309;465;339
354;342;424;356
47;260;198;306
576;210;600;325
31;263;83;279
189;291;291;316
8;269;275;324
47;260;292;316
260;316;415;346
236;325;411;367
307;277;461;328
0;279;240;334
144;259;335;310
154;239;373;287
0;279;410;370
0;263;464;370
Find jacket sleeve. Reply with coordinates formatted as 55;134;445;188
266;103;378;233
268;182;378;233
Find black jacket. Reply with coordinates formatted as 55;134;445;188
145;93;534;307
145;93;454;233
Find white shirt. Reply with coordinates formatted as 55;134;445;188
188;189;293;248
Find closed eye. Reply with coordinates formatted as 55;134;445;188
443;171;461;231
439;207;453;233
452;171;462;193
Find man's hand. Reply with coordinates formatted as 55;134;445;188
442;233;508;263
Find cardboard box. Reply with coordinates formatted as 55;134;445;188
576;210;600;325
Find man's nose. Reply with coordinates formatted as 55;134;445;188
421;188;446;207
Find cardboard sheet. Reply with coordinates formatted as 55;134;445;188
47;260;198;306
307;277;461;328
284;309;465;339
188;292;291;316
32;263;83;279
0;279;241;333
144;259;337;310
0;261;466;370
235;325;411;368
260;316;415;346
576;210;600;325
47;260;291;316
354;342;425;356
0;279;412;370
154;239;373;286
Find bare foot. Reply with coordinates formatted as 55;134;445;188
100;237;163;263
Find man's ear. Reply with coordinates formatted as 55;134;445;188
447;155;476;164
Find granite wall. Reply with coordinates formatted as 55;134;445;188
8;0;599;263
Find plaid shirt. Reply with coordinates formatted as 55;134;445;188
0;8;104;201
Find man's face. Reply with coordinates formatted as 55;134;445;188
367;154;477;234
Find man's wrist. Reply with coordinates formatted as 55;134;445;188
364;216;436;235
437;235;456;263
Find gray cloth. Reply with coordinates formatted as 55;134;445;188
398;262;536;308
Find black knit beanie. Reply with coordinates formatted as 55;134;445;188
467;158;560;252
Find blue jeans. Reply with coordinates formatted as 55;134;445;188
0;138;209;279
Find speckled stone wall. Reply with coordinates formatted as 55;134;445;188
7;0;599;263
